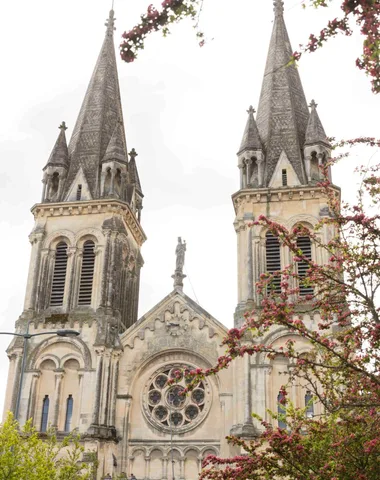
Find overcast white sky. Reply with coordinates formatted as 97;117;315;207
0;0;379;415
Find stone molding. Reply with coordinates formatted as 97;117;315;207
31;200;146;246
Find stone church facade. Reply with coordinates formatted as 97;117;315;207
2;1;340;479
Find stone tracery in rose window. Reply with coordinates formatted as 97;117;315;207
143;364;211;433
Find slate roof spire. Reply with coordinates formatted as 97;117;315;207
238;106;262;154
44;122;69;169
63;9;128;198
305;100;330;147
256;0;310;185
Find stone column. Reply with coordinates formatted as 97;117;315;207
245;158;252;186
238;164;244;189
144;456;150;480
121;399;131;474
106;232;118;308
257;157;264;187
110;355;120;426
179;456;185;480
247;228;254;300
110;168;116;195
102;352;112;425
24;232;45;311
76;371;84;430
26;372;40;424
128;456;134;477
41;175;47;202
305;155;311;182
162;456;168;480
100;231;111;307
10;352;22;414
92;350;104;425
65;247;77;310
43;250;56;310
244;353;253;425
57;173;66;200
45;174;53;200
197;456;202;474
52;370;64;429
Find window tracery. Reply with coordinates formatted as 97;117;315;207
142;364;211;433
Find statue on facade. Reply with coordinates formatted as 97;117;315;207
172;237;187;291
175;237;186;272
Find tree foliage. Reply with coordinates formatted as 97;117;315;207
120;0;380;93
0;413;96;480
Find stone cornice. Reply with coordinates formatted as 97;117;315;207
31;200;147;246
231;184;341;214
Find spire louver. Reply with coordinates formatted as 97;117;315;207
64;9;127;198
256;0;310;186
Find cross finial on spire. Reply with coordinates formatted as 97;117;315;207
105;9;116;36
247;105;256;115
273;0;284;16
129;148;138;160
309;99;318;109
59;121;67;131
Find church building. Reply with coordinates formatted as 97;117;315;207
2;1;340;478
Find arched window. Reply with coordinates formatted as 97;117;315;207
305;391;314;418
265;232;281;293
41;395;50;432
78;240;95;305
296;236;313;296
64;395;74;432
277;391;286;429
76;184;82;201
50;242;68;306
282;169;287;186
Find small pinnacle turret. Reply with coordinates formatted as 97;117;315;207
304;100;332;183
238;106;262;154
237;107;264;188
305;100;330;147
41;122;70;202
45;122;69;169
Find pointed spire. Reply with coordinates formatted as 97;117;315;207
238;106;262;154
128;148;143;194
103;121;128;163
64;9;127;198
45;122;69;168
305;100;330;146
256;1;310;186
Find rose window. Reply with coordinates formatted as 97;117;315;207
142;364;211;433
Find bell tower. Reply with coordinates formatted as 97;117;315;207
3;9;146;445
230;0;340;437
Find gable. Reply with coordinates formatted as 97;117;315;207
121;290;228;353
64;166;92;202
269;150;301;188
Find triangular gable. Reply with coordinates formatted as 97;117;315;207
269;150;301;188
121;289;228;349
64;166;93;202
